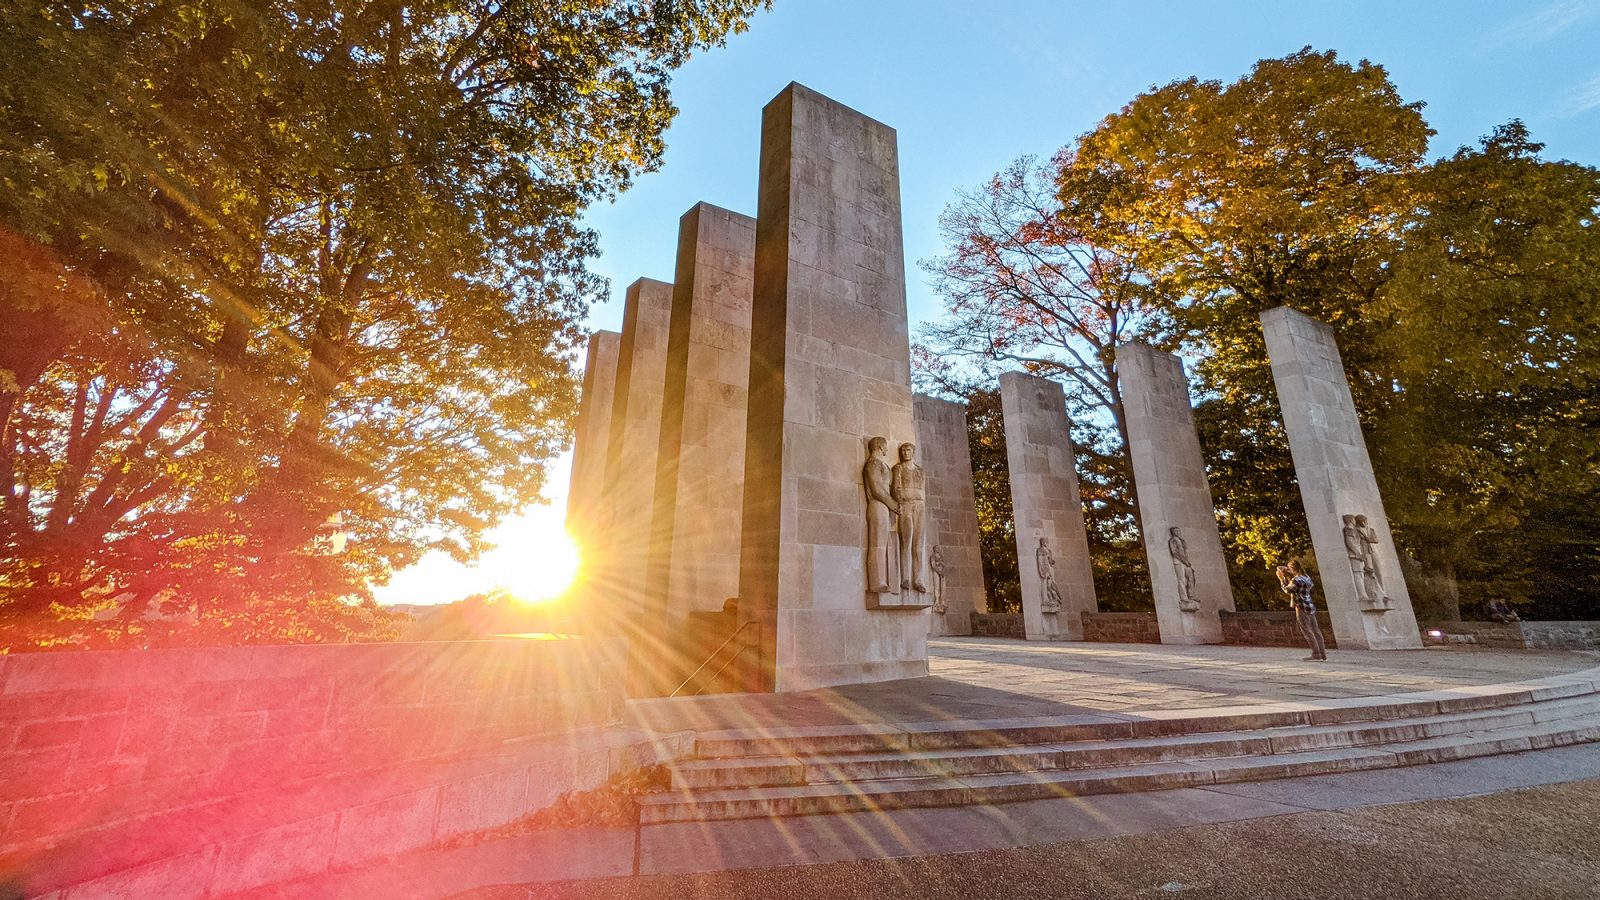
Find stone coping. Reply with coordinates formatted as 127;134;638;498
628;640;1600;736
642;665;1600;753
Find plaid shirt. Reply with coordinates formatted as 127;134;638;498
1286;574;1316;611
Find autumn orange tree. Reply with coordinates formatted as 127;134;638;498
925;48;1600;617
0;0;770;649
918;154;1170;608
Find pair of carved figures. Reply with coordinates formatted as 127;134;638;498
1342;514;1393;609
863;437;927;596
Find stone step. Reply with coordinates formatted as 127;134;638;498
686;678;1600;761
669;696;1600;791
639;710;1600;824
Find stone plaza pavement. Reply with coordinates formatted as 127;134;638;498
238;640;1600;899
625;637;1599;733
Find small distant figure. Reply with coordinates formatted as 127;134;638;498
1277;559;1327;661
1487;599;1520;624
929;545;949;616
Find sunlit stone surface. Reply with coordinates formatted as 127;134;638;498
913;394;986;636
738;83;929;692
1118;343;1234;644
1260;306;1421;650
999;371;1098;640
647;204;757;670
566;330;621;550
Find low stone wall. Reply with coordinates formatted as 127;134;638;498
1220;610;1338;649
1081;611;1161;644
969;612;1025;639
1426;621;1600;651
0;637;662;898
1522;622;1600;650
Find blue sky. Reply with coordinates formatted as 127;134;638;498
376;0;1600;605
579;0;1600;336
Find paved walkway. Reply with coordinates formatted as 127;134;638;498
462;766;1600;899
247;744;1600;899
626;638;1599;733
238;642;1600;899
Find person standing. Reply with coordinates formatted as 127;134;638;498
1277;559;1327;661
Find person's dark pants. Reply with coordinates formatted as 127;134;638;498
1296;606;1327;659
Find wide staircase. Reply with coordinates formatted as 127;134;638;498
639;670;1600;824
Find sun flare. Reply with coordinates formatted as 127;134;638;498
375;502;582;607
499;528;581;605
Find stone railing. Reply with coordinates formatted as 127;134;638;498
1081;611;1161;644
0;637;667;897
1219;610;1338;649
968;612;1026;639
1425;620;1600;651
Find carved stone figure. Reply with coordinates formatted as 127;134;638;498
1036;536;1064;638
930;544;948;615
1167;527;1199;612
892;442;927;593
863;437;898;594
1355;514;1392;607
1342;514;1374;605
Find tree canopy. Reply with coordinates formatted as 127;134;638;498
0;0;770;649
922;48;1600;619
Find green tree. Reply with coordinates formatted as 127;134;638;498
1056;48;1432;584
0;0;770;649
1372;122;1600;618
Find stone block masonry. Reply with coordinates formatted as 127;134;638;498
1082;611;1162;644
0;638;669;898
566;330;621;549
999;371;1098;640
645;203;756;692
1260;307;1421;650
1118;343;1234;644
601;278;674;633
738;83;929;692
914;394;986;635
1221;609;1339;649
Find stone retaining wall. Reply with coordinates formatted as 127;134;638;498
969;613;1026;639
1426;621;1600;651
0;637;655;898
1219;610;1339;649
1081;611;1161;644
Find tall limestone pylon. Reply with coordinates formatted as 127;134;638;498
1260;306;1421;650
566;330;621;551
913;394;986;636
645;203;757;688
600;278;674;642
1118;343;1234;644
737;83;929;693
999;372;1098;640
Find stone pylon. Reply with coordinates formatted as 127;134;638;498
913;394;986;636
1260;306;1421;649
644;203;756;691
1117;343;1234;644
998;372;1097;640
738;83;929;693
600;278;674;635
566;330;621;552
